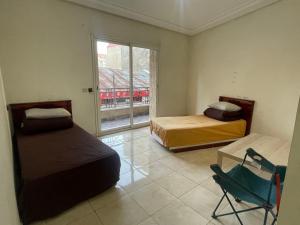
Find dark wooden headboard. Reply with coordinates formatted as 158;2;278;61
9;100;72;129
219;96;255;135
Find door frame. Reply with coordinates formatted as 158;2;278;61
91;35;159;136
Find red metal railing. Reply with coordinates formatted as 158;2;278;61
99;87;149;109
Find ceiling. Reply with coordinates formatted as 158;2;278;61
66;0;279;35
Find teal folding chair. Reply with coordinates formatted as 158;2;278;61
210;148;286;225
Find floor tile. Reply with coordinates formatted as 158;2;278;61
178;163;213;183
130;183;176;214
138;217;159;225
148;145;170;158
177;148;218;164
101;134;130;146
67;212;103;225
112;142;149;160
129;127;151;139
155;173;198;197
158;155;191;170
120;159;134;174
134;136;157;148
184;155;216;169
137;161;174;180
176;149;209;162
96;196;148;225
153;200;208;225
125;151;166;168
199;177;223;197
180;185;228;221
118;169;153;193
45;202;93;225
89;185;126;210
196;148;219;161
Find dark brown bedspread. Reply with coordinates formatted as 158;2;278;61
15;125;120;224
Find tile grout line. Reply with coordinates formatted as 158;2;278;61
87;201;105;225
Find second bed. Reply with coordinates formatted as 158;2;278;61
150;96;255;151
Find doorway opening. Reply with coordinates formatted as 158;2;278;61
95;40;158;135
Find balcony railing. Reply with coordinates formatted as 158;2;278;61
99;87;149;109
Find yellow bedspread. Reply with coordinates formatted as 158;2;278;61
150;115;246;148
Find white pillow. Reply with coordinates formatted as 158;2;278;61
208;101;241;112
25;108;71;119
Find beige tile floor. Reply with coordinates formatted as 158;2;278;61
33;127;274;225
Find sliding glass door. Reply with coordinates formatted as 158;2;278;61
95;40;157;134
132;46;151;125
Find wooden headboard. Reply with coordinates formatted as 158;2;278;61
9;100;72;129
219;96;255;135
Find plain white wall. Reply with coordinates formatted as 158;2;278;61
0;67;20;225
187;0;300;140
278;99;300;225
0;0;189;134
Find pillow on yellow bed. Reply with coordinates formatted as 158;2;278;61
208;101;241;112
204;108;242;121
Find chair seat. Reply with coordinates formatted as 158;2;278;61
222;165;280;206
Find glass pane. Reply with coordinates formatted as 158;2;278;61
132;47;151;125
97;41;130;131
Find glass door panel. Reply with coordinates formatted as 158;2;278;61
132;47;151;125
97;41;131;132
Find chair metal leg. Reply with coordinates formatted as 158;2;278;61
212;188;249;225
263;209;269;225
214;206;263;218
212;193;226;218
224;190;244;225
212;187;275;225
270;210;277;225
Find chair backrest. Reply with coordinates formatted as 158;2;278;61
245;148;276;173
245;148;287;183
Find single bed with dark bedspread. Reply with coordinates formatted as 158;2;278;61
10;100;121;224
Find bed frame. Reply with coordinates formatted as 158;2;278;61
9;100;72;130
219;96;255;135
155;96;255;153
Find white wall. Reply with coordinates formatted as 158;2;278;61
1;0;299;140
278;99;300;225
0;67;20;225
187;0;300;140
0;0;189;134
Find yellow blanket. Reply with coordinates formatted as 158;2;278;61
150;115;246;148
